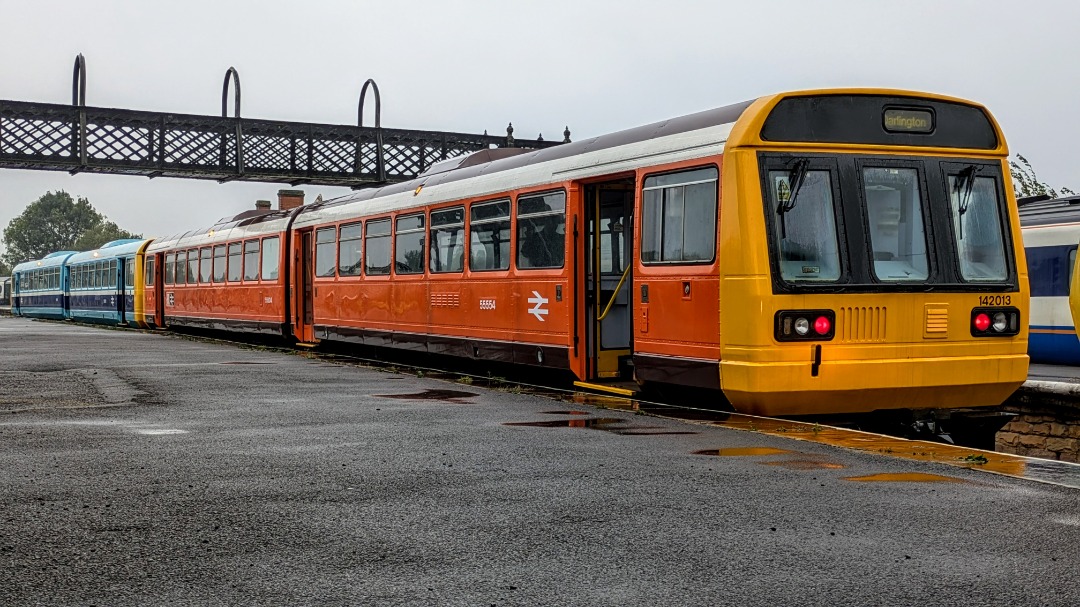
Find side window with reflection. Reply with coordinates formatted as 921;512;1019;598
243;240;260;281
315;228;337;277
212;245;226;283
1070;249;1078;294
146;257;156;287
517;192;565;269
199;247;212;283
187;250;199;284
262;236;280;281
395;214;426;274
165;253;175;285
470;200;510;271
227;243;242;282
365;219;392;276
176;251;187;285
641;167;718;265
338;223;363;276
430;207;465;273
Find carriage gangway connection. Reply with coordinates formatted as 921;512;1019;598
0;55;566;188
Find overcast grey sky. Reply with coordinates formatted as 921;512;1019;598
2;0;1077;255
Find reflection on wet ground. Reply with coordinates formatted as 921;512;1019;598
763;459;846;471
560;391;1080;490
540;410;589;415
375;389;478;403
693;447;790;457
504;417;699;436
844;473;966;483
219;361;276;365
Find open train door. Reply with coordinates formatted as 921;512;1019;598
576;178;637;394
293;228;316;345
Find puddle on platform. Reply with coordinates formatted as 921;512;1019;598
657;410;1080;490
844;473;965;483
505;417;698;436
540;410;589;415
375;389;478;403
219;361;275;365
763;459;846;470
694;447;790;457
506;418;623;429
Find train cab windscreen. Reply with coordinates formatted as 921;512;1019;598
761;155;1013;292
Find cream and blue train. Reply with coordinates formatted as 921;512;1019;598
1019;195;1080;365
11;239;153;327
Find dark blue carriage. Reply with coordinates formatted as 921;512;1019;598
11;252;77;319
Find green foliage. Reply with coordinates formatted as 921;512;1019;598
72;220;141;251
0;191;141;267
1010;154;1076;199
0;259;10;276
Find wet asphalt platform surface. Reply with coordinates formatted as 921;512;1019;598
2;317;1079;606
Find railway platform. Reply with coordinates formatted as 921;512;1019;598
1;315;1079;605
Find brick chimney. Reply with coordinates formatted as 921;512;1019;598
278;189;305;211
255;200;272;211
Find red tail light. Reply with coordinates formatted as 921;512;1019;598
970;307;1019;337
775;309;835;342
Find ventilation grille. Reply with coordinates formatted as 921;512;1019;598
430;292;460;308
839;306;887;343
924;305;949;339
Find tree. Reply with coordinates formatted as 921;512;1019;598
72;220;142;251
0;191;140;267
1010;154;1076;200
0;259;10;276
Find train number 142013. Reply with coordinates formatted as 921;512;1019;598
978;295;1011;306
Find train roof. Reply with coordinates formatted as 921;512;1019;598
12;251;76;273
67;239;152;264
1018;195;1080;227
293;98;755;228
292;88;1002;229
145;208;296;253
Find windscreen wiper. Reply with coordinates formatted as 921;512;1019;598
953;165;978;239
777;159;809;239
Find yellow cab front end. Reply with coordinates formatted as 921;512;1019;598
717;89;1029;417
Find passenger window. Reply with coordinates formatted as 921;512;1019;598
338;222;363;277
165;253;175;285
146;258;156;286
396;214;426;274
199;247;212;283
517;192;566;269
1070;249;1078;293
766;167;841;282
862;167;929;281
212;245;226;283
227;243;242;282
243;240;260;281
315;227;337;277
176;251;187;285
470;200;510;271
642;167;718;264
261;237;280;281
365;219;392;276
126;258;135;289
430;207;465;273
949;172;1008;282
187;249;199;284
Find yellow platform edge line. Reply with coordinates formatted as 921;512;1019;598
573;381;638;396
